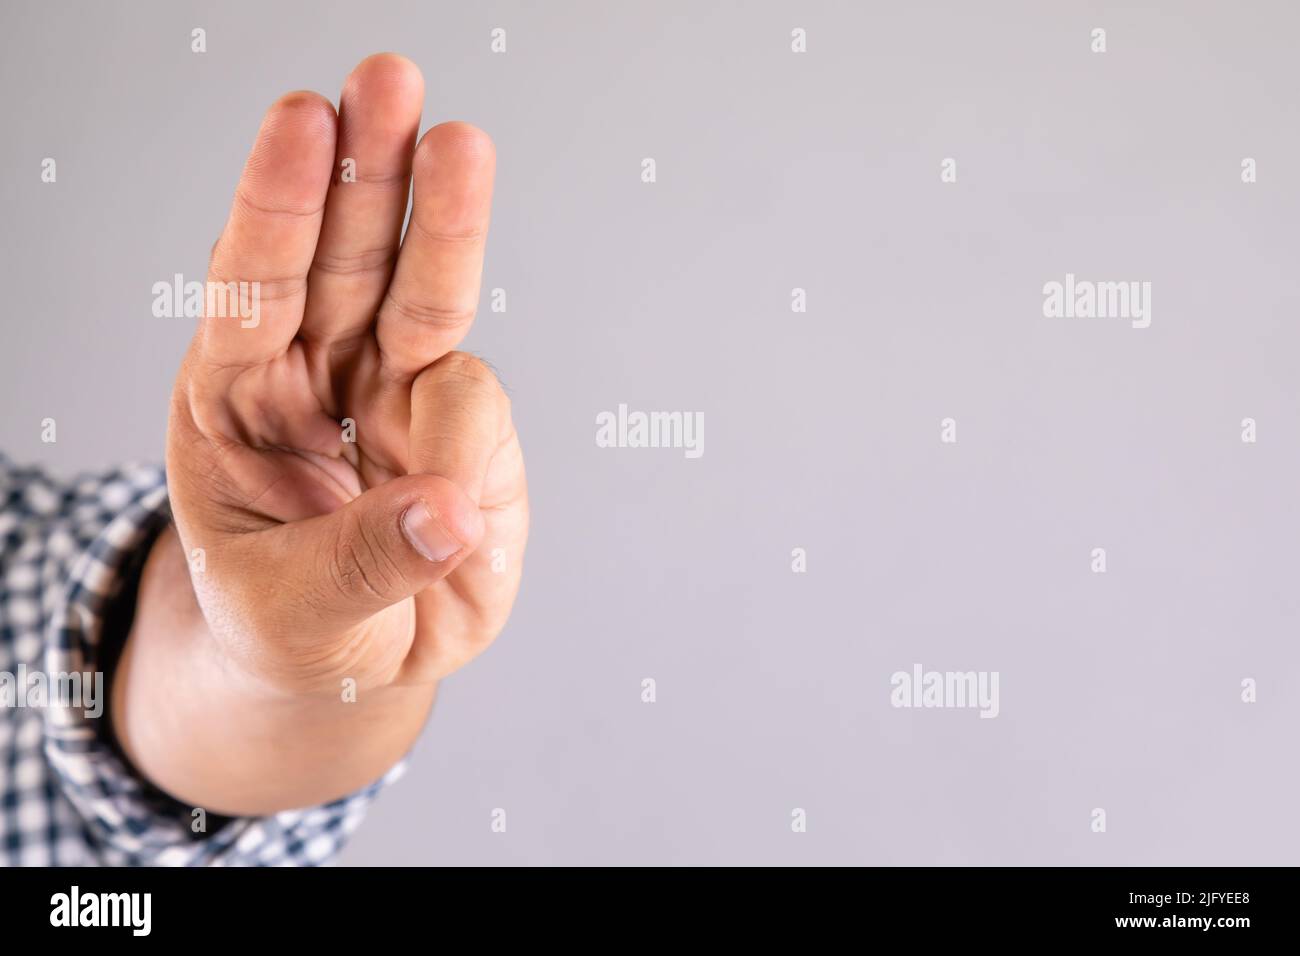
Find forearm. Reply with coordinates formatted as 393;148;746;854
111;525;436;816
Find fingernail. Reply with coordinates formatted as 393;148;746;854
401;501;462;562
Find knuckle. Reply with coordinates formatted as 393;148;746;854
408;212;487;245
238;275;308;305
206;245;309;304
311;245;398;279
383;289;477;331
326;511;404;602
232;185;324;221
344;167;412;188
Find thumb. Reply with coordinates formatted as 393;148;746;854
251;473;486;632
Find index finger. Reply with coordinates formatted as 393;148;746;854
200;91;337;368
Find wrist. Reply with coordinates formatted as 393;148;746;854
115;524;437;813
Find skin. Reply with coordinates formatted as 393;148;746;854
110;53;529;816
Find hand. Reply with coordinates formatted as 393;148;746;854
164;53;528;699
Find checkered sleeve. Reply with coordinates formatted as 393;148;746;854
0;453;401;866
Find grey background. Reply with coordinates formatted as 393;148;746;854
2;0;1297;865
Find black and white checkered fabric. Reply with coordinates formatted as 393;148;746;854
0;453;399;865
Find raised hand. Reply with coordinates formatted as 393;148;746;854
114;54;528;813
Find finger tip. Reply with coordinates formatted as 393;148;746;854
244;91;337;201
265;90;337;131
413;476;486;550
418;121;496;172
344;52;425;108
